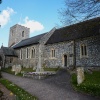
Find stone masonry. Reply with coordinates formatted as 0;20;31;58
15;44;39;68
8;24;30;47
1;17;99;69
75;35;100;67
44;41;74;68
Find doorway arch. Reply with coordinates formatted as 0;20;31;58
64;55;67;67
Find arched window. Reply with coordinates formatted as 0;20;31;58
51;49;56;58
80;44;87;57
22;31;24;37
31;47;35;58
20;49;23;59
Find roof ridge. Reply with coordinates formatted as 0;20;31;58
46;17;100;44
13;32;47;48
21;32;47;42
56;17;100;31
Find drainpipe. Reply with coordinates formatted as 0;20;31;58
73;40;76;68
3;55;6;68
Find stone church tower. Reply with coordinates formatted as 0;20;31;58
8;24;30;47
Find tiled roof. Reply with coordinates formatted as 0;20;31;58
46;17;100;44
2;47;17;57
13;33;47;49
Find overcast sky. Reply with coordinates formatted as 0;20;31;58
0;0;64;47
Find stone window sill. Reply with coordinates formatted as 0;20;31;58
49;57;57;59
80;56;88;58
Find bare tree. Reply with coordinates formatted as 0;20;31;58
0;0;2;4
0;0;2;27
59;0;100;25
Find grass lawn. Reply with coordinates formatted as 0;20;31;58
1;67;60;76
21;68;35;72
1;67;36;76
1;67;15;74
0;78;37;100
43;67;60;71
71;71;100;96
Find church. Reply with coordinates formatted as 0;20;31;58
0;17;100;69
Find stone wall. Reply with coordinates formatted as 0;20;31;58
14;41;74;68
15;44;39;68
75;35;100;67
38;28;56;68
44;41;74;68
4;56;17;68
0;49;4;67
8;24;30;47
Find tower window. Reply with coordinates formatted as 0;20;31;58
22;31;24;37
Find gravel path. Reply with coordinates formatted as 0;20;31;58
0;83;15;100
2;70;100;100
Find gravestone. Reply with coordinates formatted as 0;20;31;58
15;65;22;75
11;65;16;71
77;67;85;85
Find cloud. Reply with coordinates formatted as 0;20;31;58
0;7;15;27
20;17;44;33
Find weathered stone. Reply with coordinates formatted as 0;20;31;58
8;24;29;47
2;21;100;70
11;65;16;71
5;64;9;68
15;44;39;68
33;67;36;70
75;36;100;67
44;41;74;68
15;65;21;75
77;67;85;85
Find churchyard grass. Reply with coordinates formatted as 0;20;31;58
0;78;37;100
0;71;3;98
1;67;60;78
71;71;100;96
1;67;35;76
1;67;60;74
21;67;35;72
43;67;60;71
1;67;15;74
